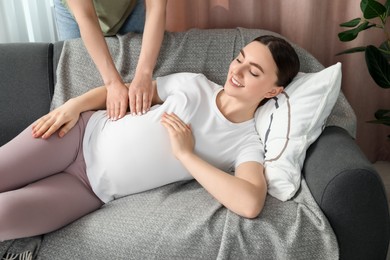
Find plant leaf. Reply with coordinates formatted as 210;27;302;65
340;18;362;27
338;21;374;41
361;0;369;12
368;109;390;127
362;0;387;19
365;45;390;88
380;41;390;59
336;46;366;55
368;119;390;126
375;109;390;118
369;109;390;126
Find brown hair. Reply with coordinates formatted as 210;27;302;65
253;35;300;88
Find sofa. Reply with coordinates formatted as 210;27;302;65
0;28;389;260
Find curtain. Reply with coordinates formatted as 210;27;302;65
165;0;390;162
0;0;57;43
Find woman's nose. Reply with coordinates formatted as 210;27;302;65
233;64;245;76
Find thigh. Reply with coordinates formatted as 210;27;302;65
118;0;146;34
0;172;103;241
53;0;81;40
0;112;94;192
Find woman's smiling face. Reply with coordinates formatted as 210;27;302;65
224;41;282;106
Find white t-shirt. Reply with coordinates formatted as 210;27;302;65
83;73;264;203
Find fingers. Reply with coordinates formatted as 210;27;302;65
107;92;150;119
31;114;62;139
128;92;136;116
105;83;129;120
58;120;77;138
31;108;80;139
106;80;152;118
106;100;127;120
129;91;151;116
161;112;194;159
143;92;152;115
161;112;190;131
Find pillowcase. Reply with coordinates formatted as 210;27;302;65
255;62;342;201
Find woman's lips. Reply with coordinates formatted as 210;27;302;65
231;76;244;87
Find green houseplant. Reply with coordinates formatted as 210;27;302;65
337;0;390;134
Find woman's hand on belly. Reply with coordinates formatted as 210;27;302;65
160;112;194;160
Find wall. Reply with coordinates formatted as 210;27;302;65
165;0;390;162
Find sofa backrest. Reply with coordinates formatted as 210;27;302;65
0;43;54;146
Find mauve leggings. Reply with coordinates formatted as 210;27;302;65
0;111;103;241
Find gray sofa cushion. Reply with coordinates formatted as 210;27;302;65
0;43;53;146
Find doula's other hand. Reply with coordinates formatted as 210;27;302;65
161;112;194;159
32;99;80;139
128;73;153;116
106;81;129;120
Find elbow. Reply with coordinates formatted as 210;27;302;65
238;189;267;219
240;204;264;219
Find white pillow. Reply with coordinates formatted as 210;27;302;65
255;63;342;201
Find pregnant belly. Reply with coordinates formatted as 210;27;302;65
86;115;192;202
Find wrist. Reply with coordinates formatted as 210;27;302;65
134;65;153;79
177;151;196;164
66;97;83;112
104;78;123;89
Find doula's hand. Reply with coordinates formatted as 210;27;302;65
161;112;194;159
32;99;80;139
128;73;153;116
106;81;129;120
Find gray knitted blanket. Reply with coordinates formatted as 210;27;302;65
1;28;342;259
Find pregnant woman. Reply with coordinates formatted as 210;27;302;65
0;35;299;241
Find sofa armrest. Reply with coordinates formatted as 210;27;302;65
303;126;390;260
0;43;54;146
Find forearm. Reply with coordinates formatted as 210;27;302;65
179;153;267;218
70;86;107;113
66;0;122;86
135;0;167;77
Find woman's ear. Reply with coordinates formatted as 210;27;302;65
265;86;283;98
